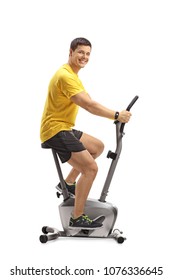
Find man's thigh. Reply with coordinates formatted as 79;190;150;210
80;132;104;158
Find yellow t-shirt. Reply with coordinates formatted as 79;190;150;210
40;64;86;142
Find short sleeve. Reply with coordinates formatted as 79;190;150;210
60;72;85;99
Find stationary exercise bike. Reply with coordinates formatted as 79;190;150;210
39;96;139;244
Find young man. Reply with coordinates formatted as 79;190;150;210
40;37;131;229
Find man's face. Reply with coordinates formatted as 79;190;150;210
69;45;91;69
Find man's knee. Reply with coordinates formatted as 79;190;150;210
80;133;104;158
97;140;104;156
68;150;98;178
90;139;104;158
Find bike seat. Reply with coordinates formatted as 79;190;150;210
41;143;51;149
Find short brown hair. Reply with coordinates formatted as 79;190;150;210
70;37;92;51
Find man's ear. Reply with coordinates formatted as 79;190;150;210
69;48;73;56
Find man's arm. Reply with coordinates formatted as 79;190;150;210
70;91;131;123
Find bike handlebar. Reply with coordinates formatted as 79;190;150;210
125;95;139;111
114;95;139;133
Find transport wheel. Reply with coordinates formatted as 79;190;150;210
42;226;48;234
39;235;48;243
116;236;125;244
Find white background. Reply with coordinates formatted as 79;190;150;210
0;0;173;279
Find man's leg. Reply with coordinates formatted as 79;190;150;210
67;149;98;218
65;133;104;184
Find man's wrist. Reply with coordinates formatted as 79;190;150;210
114;111;119;120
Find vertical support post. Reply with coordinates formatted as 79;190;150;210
99;123;124;202
52;149;70;200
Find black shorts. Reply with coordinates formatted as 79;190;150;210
42;129;86;163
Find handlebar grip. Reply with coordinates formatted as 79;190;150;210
126;95;139;111
119;95;139;133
